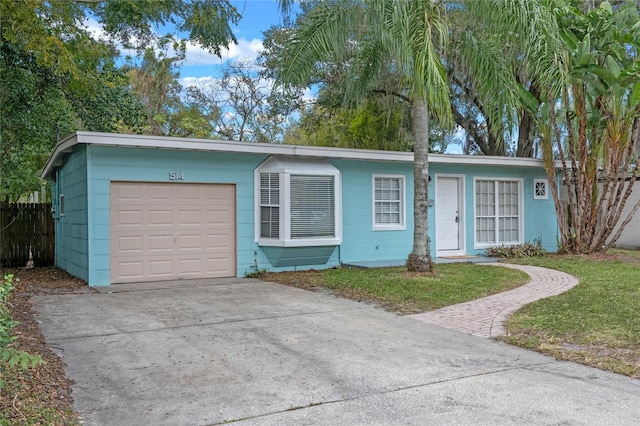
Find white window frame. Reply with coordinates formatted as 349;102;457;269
59;193;65;217
534;179;549;200
258;173;280;239
372;174;406;231
254;156;342;247
473;177;524;249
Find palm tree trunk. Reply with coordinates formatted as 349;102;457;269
407;99;434;272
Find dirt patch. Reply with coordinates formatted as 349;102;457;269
1;267;91;424
561;251;640;266
256;269;326;291
501;331;640;379
552;344;639;378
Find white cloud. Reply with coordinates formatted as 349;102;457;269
179;73;275;104
180;76;220;92
81;16;263;67
183;38;264;66
82;17;107;40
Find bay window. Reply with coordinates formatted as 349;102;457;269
255;156;342;247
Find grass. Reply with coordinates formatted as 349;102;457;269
262;250;640;378
258;263;529;314
504;249;640;378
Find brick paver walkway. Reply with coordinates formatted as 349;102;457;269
409;263;579;338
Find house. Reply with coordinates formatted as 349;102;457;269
41;131;559;286
613;179;640;249
557;177;640;250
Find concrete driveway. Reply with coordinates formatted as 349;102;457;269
35;278;639;425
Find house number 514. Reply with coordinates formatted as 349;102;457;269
169;171;184;180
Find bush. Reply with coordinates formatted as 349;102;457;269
1;274;43;378
0;274;18;353
484;240;546;258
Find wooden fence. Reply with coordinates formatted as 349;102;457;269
0;203;55;267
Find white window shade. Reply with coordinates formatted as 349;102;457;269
290;175;335;238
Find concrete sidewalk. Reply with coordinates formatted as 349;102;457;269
410;263;579;338
34;277;637;425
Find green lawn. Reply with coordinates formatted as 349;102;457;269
258;263;528;314
504;250;640;378
261;250;640;378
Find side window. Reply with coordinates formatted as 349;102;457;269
259;173;279;238
534;179;548;200
59;194;65;217
373;175;405;230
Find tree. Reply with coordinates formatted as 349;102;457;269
444;0;630;159
444;0;557;158
276;0;452;272
68;63;148;134
126;40;187;136
184;60;293;142
539;1;640;253
470;0;640;254
0;0;241;200
285;95;452;153
1;1;93;201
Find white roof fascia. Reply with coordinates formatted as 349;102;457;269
41;131;556;180
40;133;79;180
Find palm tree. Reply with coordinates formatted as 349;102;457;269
463;0;640;253
275;0;452;272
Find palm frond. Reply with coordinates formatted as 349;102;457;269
275;1;362;89
463;0;569;94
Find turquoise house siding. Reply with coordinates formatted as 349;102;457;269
53;145;89;281
43;132;559;286
333;160;557;265
87;145;268;285
332;159;421;263
428;163;558;254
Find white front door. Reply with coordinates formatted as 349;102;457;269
436;177;462;254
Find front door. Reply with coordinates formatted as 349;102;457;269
436;177;462;255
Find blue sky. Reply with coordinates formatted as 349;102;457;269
180;1;285;82
86;1;285;84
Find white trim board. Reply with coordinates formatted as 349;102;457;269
42;131;557;180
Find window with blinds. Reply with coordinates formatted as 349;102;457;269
255;156;342;247
475;179;521;245
259;173;279;238
290;175;335;238
373;175;405;230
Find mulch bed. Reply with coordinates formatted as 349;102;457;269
1;267;92;425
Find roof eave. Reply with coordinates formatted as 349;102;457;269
41;131;555;180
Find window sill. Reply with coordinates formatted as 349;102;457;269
258;237;342;247
474;241;522;250
373;224;406;232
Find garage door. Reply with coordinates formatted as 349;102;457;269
110;182;236;284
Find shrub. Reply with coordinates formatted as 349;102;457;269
484;240;546;258
1;274;44;378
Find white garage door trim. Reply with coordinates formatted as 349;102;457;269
110;182;236;284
